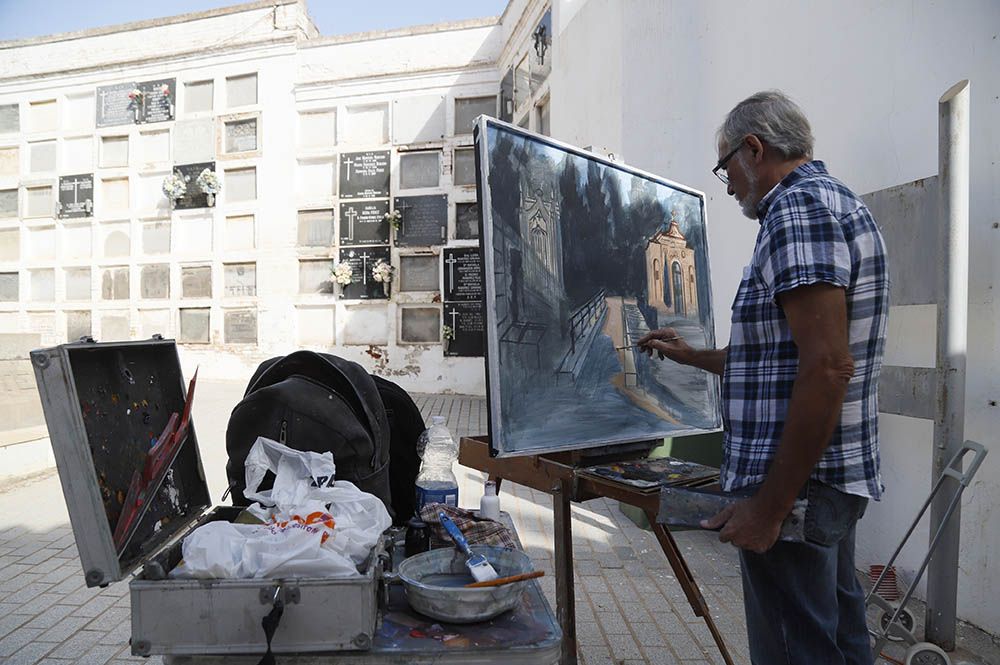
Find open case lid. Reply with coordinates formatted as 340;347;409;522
31;338;211;587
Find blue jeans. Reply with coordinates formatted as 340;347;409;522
739;480;872;665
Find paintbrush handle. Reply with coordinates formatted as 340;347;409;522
464;570;545;588
439;513;473;556
616;336;680;350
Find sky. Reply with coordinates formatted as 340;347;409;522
0;0;509;42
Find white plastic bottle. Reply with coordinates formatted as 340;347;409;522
415;416;459;509
479;480;500;520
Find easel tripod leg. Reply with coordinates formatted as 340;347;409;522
553;482;578;665
646;513;736;665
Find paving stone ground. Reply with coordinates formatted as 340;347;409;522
0;380;994;665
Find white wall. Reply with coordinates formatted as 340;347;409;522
552;0;1000;634
550;0;622;156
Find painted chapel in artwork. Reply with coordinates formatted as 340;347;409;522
645;211;699;320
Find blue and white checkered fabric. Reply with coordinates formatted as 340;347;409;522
721;161;889;499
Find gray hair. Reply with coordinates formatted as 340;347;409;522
717;90;814;160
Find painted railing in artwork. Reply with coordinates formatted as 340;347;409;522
567;289;606;356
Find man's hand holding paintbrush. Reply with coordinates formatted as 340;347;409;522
635;327;695;363
637;327;729;376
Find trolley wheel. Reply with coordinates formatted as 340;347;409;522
904;642;951;665
878;607;915;641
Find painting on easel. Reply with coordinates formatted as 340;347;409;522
474;117;721;457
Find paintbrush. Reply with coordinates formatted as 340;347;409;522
615;336;680;351
439;512;499;583
464;570;545;588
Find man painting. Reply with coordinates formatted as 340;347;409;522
639;90;889;664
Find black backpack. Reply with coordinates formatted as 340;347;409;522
372;375;423;523
225;352;425;525
225;351;393;518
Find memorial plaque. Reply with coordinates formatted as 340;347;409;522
181;266;212;298
393;195;447;247
225;118;257;153
455;202;480;239
0;189;16;218
399;151;440;189
101;267;129;300
174;118;215;163
443;301;485;357
30;268;55;301
339;151;389;199
179;308;210;343
400;307;441;344
224;309;257;344
64;268;91;301
399;255;439;292
443;247;484;302
142;220;170;254
453;148;476;186
100;314;130;342
224;263;256;297
57;174;93;219
138;78;175;124
26;186;53;218
140;264;170;299
338;246;390;300
455;96;496;136
96;82;137;127
0;104;19;134
298;209;334;248
339;200;389;246
0;272;17;302
173;161;214;210
66;311;91;342
299;259;334;295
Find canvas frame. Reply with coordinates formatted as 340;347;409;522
475;115;722;458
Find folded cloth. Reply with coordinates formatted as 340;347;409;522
419;503;519;550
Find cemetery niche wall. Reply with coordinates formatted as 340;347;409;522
475;117;721;457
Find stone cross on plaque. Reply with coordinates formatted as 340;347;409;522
359;250;373;285
444;253;459;286
394;199;414;235
99;90;113;119
447;306;460;331
64;177;88;206
344;206;358;241
342;156;355;181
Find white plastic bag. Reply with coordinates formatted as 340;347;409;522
170;437;391;579
242;436;338;509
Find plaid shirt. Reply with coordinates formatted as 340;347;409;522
721;161;888;499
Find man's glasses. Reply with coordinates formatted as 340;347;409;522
712;142;744;185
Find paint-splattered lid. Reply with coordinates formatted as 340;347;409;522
31;338;211;587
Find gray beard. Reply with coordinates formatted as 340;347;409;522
736;153;759;220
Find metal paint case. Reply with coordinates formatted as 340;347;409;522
31;339;386;655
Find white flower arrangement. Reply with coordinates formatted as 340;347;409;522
383;209;402;230
332;262;354;286
442;324;456;342
196;169;221;195
161;172;187;200
371;259;394;284
160;84;170;97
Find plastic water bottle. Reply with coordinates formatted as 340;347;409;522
415;416;459;509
